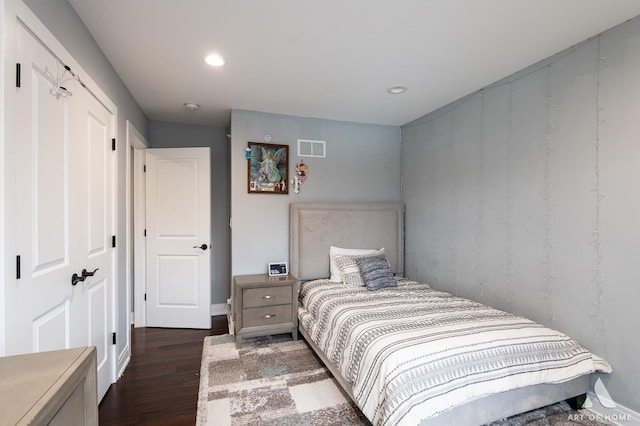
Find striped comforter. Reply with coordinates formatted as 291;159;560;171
298;279;612;426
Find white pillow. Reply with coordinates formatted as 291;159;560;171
329;246;384;282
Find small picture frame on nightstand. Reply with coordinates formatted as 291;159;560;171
268;262;288;277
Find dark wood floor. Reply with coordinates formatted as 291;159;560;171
98;316;228;425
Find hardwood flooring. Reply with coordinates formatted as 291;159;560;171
98;316;228;425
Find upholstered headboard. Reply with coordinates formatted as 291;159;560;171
289;202;404;281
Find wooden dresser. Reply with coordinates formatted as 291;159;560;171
0;346;98;426
233;274;298;347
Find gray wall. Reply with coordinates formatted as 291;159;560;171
149;121;230;306
230;109;402;281
402;18;640;412
23;0;149;373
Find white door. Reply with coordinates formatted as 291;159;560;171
8;23;115;400
72;87;115;400
145;148;211;329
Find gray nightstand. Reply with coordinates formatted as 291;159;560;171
233;274;298;348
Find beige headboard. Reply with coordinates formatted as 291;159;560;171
289;202;404;281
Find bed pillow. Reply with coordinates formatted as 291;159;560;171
356;253;397;290
329;246;383;282
334;253;375;286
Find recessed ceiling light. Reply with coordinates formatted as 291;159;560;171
205;54;226;67
184;103;200;112
387;86;408;94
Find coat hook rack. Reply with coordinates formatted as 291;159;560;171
44;62;82;99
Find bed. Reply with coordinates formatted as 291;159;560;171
289;202;612;426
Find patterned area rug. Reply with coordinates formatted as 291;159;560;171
196;334;609;426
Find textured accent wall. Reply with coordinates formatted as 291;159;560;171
403;18;640;412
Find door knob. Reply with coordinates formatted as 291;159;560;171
193;244;208;250
72;268;100;286
82;268;99;278
71;273;85;286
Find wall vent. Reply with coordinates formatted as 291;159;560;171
297;139;326;158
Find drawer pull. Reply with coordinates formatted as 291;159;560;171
262;295;273;299
262;314;276;319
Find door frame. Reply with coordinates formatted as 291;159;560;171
127;122;148;328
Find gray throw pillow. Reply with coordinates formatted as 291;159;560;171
356;254;397;290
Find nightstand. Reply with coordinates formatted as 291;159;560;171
233;274;298;348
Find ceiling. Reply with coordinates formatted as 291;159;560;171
68;0;640;128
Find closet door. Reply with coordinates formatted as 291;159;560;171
70;86;116;400
8;22;115;400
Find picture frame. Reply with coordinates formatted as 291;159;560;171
247;142;289;194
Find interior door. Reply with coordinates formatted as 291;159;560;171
145;148;211;329
72;86;115;400
8;23;115;400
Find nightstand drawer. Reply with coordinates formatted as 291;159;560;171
243;286;292;308
242;304;292;327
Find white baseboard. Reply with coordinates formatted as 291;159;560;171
210;303;227;316
117;350;130;380
585;391;640;425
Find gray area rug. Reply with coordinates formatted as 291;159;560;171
196;334;609;426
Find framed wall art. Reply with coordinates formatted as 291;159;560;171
247;142;289;194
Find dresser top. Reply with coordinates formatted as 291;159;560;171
0;347;95;425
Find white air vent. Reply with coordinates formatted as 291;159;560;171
297;139;326;158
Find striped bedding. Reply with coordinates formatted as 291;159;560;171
298;279;612;426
